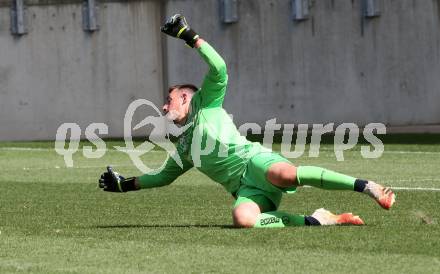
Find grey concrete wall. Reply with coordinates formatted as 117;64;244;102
165;0;440;127
0;0;165;140
1;0;439;141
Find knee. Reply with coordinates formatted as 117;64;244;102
232;204;260;228
267;163;298;187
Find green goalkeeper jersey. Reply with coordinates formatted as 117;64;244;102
138;42;264;193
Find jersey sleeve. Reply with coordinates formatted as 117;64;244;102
197;42;228;108
137;154;193;189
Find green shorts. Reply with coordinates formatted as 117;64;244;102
234;152;296;211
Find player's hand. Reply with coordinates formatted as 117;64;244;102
98;166;137;192
161;14;199;48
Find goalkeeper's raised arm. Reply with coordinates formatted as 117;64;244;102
161;14;228;108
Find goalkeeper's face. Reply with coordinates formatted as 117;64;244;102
163;89;190;125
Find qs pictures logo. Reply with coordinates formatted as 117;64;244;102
55;99;192;174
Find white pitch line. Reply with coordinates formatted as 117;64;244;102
383;151;440;155
387;178;440;183
20;164;136;171
391;187;440;191
1;147;440;156
301;185;440;191
0;147;163;153
0;147;53;151
317;148;440;155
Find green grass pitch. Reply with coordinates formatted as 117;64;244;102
0;139;439;273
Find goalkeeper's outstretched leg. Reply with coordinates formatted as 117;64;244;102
266;162;396;210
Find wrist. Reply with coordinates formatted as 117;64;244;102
179;28;199;48
134;178;141;190
121;177;139;192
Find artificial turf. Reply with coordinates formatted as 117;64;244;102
0;139;439;273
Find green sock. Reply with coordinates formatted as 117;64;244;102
253;211;305;228
296;166;355;190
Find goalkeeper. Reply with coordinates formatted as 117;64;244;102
99;14;395;228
